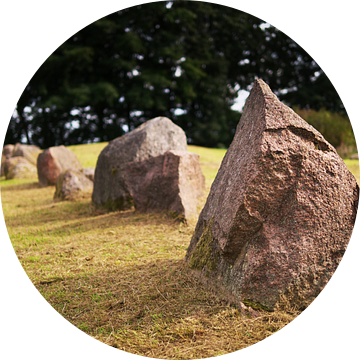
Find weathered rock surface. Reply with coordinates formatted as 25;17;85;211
12;143;42;165
185;79;359;311
37;145;83;186
1;143;41;177
82;167;95;182
3;156;38;179
1;144;15;176
92;117;188;210
54;169;93;201
124;150;205;219
2;144;14;158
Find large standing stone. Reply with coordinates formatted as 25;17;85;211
92;117;187;210
54;169;93;201
124;150;205;219
185;79;359;311
37;145;83;186
12;143;42;165
3;156;38;179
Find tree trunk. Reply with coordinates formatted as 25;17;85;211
94;108;105;142
17;106;31;144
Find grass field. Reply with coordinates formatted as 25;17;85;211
1;144;359;359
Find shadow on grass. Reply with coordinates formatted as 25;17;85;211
0;180;42;192
6;200;183;241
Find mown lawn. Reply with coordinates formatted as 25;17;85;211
1;144;358;359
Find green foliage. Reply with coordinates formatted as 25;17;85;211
7;1;345;149
243;299;272;312
294;107;357;157
283;72;344;113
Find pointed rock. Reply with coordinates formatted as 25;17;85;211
185;79;359;311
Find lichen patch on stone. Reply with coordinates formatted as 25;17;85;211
189;218;218;272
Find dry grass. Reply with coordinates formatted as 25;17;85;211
1;144;358;359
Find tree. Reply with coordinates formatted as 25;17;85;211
281;72;345;112
7;1;345;148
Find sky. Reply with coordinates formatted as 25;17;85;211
231;90;250;112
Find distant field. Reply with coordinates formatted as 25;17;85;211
1;143;359;359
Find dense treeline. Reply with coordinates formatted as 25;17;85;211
6;1;349;149
294;107;356;158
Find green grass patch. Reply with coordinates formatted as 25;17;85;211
67;142;109;168
343;159;360;183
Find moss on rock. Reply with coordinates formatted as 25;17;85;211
104;195;134;211
243;299;273;312
189;218;218;272
111;167;119;177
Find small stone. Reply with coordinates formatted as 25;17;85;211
54;169;93;201
37;145;83;186
1;144;15;176
82;167;95;182
3;156;37;179
2;144;14;158
12;143;42;165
